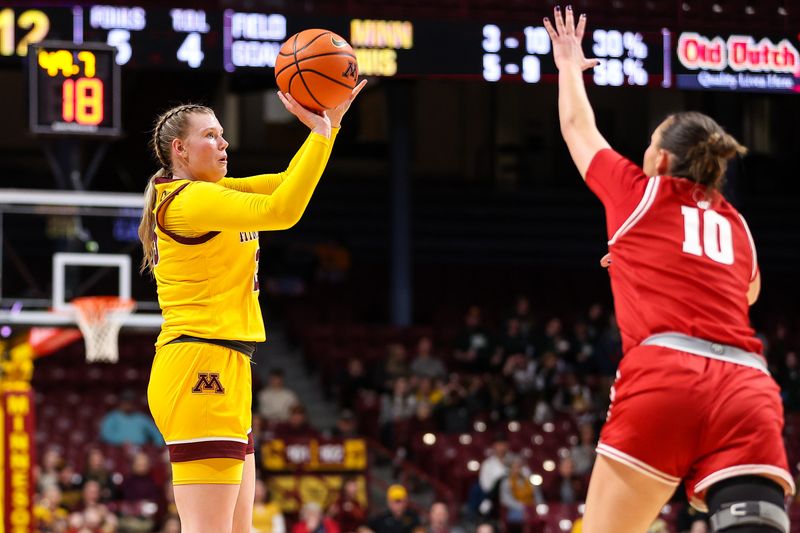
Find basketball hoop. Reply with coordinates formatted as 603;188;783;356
72;296;136;363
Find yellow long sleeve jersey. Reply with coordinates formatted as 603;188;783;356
152;130;337;348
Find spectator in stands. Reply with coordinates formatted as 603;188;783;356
552;372;593;418
499;457;535;530
328;476;366;533
414;377;444;409
534;350;565;398
252;479;286;533
116;453;162;533
258;368;300;424
592;314;622;378
537;318;568;356
495;318;532;372
424;502;464;533
585;303;605;341
37;447;64;493
66;504;118;533
293;502;340;533
488;373;521;421
530;351;565;423
364;484;421;533
569;321;595;375
453;305;494;373
82;448;114;501
99;389;163;446
410;402;438;443
34;485;69;533
120;452;161;502
503;352;537;400
778;351;800;412
275;404;319;438
551;457;586;504
379;377;417;447
378;343;411;390
569;423;597;476
72;479;118;531
330;409;360;439
509;295;534;339
57;464;83;511
433;375;473;433
78;480;102;510
478;434;512;516
338;358;373;409
410;336;446;380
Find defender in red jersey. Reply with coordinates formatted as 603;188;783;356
544;6;792;533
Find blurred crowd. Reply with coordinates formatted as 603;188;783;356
29;294;800;533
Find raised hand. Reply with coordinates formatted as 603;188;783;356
328;79;368;128
277;91;332;138
543;5;599;72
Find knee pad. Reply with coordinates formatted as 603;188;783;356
707;476;788;533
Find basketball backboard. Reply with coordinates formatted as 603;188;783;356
0;188;162;331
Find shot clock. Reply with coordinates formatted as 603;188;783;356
28;41;121;137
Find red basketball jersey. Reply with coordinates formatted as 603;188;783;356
585;149;762;356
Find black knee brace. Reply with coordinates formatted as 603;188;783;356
706;475;789;532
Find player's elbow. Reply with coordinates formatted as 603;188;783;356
560;115;591;139
269;207;304;229
559;115;577;132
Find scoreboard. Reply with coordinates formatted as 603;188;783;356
29;41;120;136
3;4;799;94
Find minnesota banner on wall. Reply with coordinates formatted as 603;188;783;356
1;386;36;533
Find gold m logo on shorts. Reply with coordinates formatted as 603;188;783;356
192;372;225;394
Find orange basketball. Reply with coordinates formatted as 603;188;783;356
275;29;359;113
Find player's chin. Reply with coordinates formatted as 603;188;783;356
211;163;227;180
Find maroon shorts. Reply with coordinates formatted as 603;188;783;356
598;344;794;510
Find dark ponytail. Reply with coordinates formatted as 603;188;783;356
658;112;747;190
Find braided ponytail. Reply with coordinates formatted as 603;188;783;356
139;104;213;274
658;112;747;190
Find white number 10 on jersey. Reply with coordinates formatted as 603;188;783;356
681;206;734;265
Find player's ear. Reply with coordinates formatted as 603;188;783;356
656;149;671;175
172;138;186;159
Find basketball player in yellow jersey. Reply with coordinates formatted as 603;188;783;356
137;80;366;533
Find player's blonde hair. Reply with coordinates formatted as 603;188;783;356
138;104;214;275
658;111;747;191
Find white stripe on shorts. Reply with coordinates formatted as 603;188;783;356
596;442;681;485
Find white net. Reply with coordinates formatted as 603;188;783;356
72;297;136;363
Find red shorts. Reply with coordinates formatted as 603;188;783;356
598;344;794;510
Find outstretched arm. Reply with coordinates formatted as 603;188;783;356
177;128;334;231
169;83;368;232
544;6;610;179
218;129;339;195
218;80;367;194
